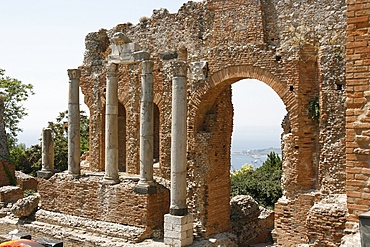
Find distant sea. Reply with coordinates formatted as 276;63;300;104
230;154;267;171
230;147;282;171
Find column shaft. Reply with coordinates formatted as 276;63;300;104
170;62;188;216
67;69;81;177
139;61;154;186
104;63;119;183
42;128;54;171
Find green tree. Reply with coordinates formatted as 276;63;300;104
10;144;41;176
0;69;34;146
45;110;89;172
10;110;89;175
231;152;283;209
48;111;89;171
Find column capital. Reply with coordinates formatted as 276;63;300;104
106;63;117;77
171;61;187;77
67;69;81;80
142;60;154;74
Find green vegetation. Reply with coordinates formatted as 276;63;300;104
1;68;90;175
0;69;34;147
3;163;17;186
24;189;36;197
231;152;283;209
308;96;320;123
47;110;89;172
9;111;89;175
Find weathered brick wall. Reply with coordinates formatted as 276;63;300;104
274;193;316;245
75;0;347;243
346;0;370;229
306;195;347;246
38;173;169;233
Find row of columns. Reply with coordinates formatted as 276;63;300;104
101;60;190;218
66;60;192;245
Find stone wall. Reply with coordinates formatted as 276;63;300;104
38;173;169;238
74;0;348;244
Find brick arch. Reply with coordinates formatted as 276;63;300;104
187;65;294;236
193;65;292;133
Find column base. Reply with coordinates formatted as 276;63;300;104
68;172;80;178
37;170;56;179
101;177;120;185
170;207;188;216
164;214;193;246
134;182;157;194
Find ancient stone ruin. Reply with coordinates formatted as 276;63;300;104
2;0;370;246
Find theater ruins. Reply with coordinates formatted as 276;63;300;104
1;0;370;246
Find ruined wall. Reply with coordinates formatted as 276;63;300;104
76;0;347;244
346;0;370;231
38;173;169;237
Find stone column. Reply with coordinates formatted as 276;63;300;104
104;63;120;184
135;60;156;194
37;128;55;179
67;69;81;177
170;61;188;216
164;61;193;246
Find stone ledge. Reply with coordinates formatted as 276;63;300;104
35;209;146;242
0;216;162;247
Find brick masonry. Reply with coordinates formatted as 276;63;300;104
34;0;360;245
38;173;169;239
346;0;370;232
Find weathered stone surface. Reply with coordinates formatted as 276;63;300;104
38;173;169;237
15;171;38;191
192;232;238;247
230;195;274;246
10;195;39;218
230;195;260;224
67;69;81;177
340;224;360;247
0;186;22;203
306;194;347;246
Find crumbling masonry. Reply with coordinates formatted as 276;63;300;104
31;0;370;246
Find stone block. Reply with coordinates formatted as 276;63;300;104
164;214;193;246
37;170;55;179
164;213;192;225
133;51;150;61
15;171;38;191
0;186;23;203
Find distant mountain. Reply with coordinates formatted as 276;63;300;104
232;147;281;157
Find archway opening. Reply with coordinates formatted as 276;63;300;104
231;79;287;171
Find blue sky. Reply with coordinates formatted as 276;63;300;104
0;1;286;150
